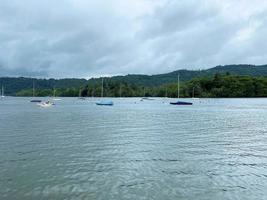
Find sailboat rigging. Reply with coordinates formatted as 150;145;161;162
30;79;42;103
170;74;193;105
96;77;114;106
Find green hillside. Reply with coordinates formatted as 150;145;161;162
1;64;267;95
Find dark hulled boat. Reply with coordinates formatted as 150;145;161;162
170;101;193;105
30;99;42;103
170;74;193;106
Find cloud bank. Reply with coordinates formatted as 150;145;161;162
1;0;267;77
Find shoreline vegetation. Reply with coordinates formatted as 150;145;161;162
7;73;267;98
2;64;267;98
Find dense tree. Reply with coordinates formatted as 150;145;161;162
3;64;267;96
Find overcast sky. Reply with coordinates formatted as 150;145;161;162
1;0;267;78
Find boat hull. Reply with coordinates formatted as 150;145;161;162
170;101;193;105
37;102;54;107
96;100;114;106
96;102;113;106
30;100;42;103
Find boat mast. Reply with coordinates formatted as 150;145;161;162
1;85;3;97
32;80;35;97
192;87;195;98
143;87;145;97
91;84;94;97
53;87;56;97
101;78;104;98
119;84;122;98
177;74;180;99
165;87;167;98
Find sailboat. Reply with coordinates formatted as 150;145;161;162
170;74;193;105
96;78;114;106
78;89;86;100
53;87;62;101
140;87;155;101
30;80;42;103
37;100;54;108
192;87;199;100
1;85;5;98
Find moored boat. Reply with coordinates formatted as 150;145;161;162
96;100;114;106
30;80;42;103
96;78;114;106
170;74;193;106
30;99;42;103
37;101;54;108
170;101;193;105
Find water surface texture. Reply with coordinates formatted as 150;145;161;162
1;97;267;199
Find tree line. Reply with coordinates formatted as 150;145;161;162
14;73;267;98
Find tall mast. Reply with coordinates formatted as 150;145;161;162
53;87;56;97
91;85;94;97
119;84;122;98
177;74;180;99
192;87;195;98
165;87;167;98
32;79;35;97
101;78;104;98
143;87;145;97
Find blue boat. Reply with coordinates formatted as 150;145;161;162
96;78;114;106
170;74;193;106
170;101;192;105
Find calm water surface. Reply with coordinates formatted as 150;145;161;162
1;97;267;199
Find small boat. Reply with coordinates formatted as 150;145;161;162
96;100;114;106
141;97;155;101
30;99;42;103
170;101;193;105
37;101;54;108
140;87;155;101
170;74;192;106
96;78;114;106
30;80;42;103
53;87;61;101
78;89;86;100
191;87;199;100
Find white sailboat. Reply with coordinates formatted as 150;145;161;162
37;100;54;108
170;74;193;105
192;87;199;100
140;87;155;101
53;87;61;101
96;78;113;106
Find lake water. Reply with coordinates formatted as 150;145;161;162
1;97;267;200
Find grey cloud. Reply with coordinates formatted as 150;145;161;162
0;0;267;78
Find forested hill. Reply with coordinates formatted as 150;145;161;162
1;64;267;95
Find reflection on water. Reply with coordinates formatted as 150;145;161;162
1;97;267;199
